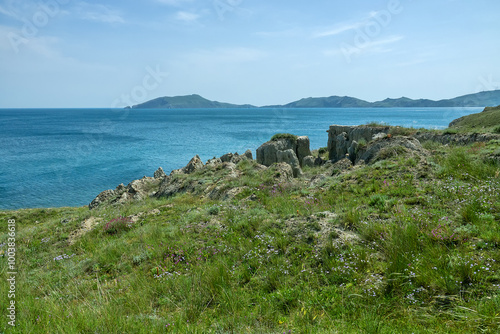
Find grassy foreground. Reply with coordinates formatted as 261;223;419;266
1;129;500;333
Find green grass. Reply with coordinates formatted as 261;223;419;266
270;133;298;142
448;107;500;133
1;139;500;333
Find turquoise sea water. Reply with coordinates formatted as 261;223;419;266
0;107;482;209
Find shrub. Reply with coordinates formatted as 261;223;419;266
493;126;500;134
103;216;132;234
318;147;328;155
270;133;298;142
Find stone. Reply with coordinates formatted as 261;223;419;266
243;149;253;160
89;190;115;209
302;155;315;168
183;155;203;174
296;136;312;166
327;125;390;163
276;149;302;177
360;136;428;164
256;138;295;166
268;162;294;183
154;167;166;179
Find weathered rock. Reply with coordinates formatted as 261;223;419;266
154;167;166;179
277;149;303;177
268;162;294;183
296;136;312;165
329;158;352;175
360;136;428;164
314;157;325;166
89;190;115;209
256;137;311;177
220;153;235;163
183;155;203;174
327;125;390;163
243;149;253;160
89;177;161;209
256;139;296;166
205;157;222;168
414;132;500;146
302;155;316;168
156;176;186;198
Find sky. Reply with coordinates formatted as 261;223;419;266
0;0;499;108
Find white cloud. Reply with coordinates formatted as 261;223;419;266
175;11;200;23
324;35;403;57
314;22;365;38
76;2;125;24
155;0;193;6
314;10;394;38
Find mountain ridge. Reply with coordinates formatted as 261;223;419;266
128;89;500;109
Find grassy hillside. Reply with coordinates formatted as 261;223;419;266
1;130;500;333
449;105;500;133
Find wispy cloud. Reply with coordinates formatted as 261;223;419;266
175;11;200;23
155;0;193;6
314;10;390;38
76;2;125;24
324;35;404;57
314;22;365;38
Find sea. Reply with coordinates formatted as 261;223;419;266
0;107;482;210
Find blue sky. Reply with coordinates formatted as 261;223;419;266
0;0;499;108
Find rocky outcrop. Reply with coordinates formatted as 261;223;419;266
243;149;253;160
296;136;312;164
267;162;294;183
302;156;316;168
89;177;161;209
327;125;390;163
359;136;428;164
154;167;166;179
256;136;313;177
414;132;500;146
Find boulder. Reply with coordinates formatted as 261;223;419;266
89;190;115;209
256;136;311;177
327;125;390;163
296;136;312;165
220;152;242;164
243;149;253;160
359;136;428;164
302;155;316;168
256;138;295;166
183;155;203;174
154;167;166;179
276;149;302;177
268;162;294;183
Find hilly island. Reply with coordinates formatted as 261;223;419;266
1;107;500;333
128;90;500;109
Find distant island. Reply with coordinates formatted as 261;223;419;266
127;90;500;109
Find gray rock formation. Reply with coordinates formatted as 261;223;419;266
243;149;253;160
302;155;316;168
267;162;294;183
183;155;203;174
359;136;428;164
296;136;312;165
277;149;302;177
89;177;161;209
256;138;296;166
154;167;166;179
256;136;312;177
327;125;390;163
